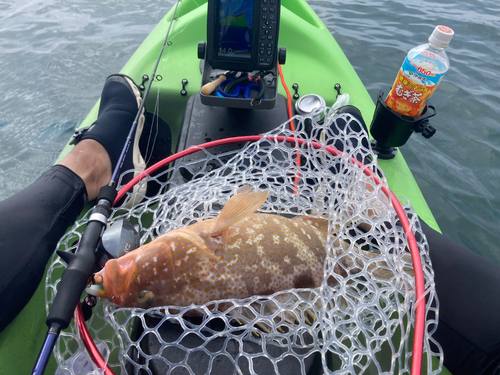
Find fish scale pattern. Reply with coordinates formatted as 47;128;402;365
46;109;443;375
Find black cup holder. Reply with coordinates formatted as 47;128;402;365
370;91;437;159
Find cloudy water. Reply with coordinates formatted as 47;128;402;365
1;0;499;265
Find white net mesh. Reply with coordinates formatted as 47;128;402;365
46;110;443;375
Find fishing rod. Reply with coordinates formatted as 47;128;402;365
31;1;182;374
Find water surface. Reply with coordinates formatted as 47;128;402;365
309;0;500;265
1;0;499;265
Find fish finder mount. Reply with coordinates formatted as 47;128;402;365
198;0;286;109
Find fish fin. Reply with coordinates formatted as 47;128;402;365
343;246;415;280
211;186;269;237
220;227;230;248
237;185;253;194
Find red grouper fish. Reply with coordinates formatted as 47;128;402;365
87;186;404;309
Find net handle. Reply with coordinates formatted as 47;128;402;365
76;134;426;375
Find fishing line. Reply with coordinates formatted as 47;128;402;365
31;1;182;374
138;0;184;171
110;0;182;186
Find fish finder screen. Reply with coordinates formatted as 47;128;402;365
217;0;253;59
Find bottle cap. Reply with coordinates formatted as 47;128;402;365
428;25;454;48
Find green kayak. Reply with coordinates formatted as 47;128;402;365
0;0;448;374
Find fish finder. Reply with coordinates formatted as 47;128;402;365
206;0;281;71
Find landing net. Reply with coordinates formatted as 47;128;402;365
46;109;443;375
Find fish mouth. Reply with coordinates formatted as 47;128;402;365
85;270;123;305
85;258;137;306
85;284;107;298
102;259;125;305
86;257;138;306
84;261;125;304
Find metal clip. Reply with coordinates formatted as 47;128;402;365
292;83;299;100
181;79;188;96
69;126;91;145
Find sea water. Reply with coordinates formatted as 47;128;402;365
0;0;499;266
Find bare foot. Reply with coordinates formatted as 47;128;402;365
58;139;112;200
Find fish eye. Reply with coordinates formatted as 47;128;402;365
137;290;155;307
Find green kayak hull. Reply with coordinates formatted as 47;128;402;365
0;0;445;373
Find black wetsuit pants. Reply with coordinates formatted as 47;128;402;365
0;165;87;332
422;221;500;375
0;163;499;374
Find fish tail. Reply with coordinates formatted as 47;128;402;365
337;239;415;280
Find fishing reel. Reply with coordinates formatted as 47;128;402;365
82;218;141;321
94;218;141;272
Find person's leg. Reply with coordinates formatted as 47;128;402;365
0;75;165;332
421;220;500;374
0;164;89;331
58;139;112;201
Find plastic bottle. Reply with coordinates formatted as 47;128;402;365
385;25;454;117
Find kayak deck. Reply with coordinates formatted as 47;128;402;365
0;0;442;374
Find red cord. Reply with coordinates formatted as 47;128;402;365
278;64;301;190
278;64;294;122
79;135;425;375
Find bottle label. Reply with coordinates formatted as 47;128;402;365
385;56;447;117
402;56;446;86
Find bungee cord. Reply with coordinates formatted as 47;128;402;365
31;1;182;374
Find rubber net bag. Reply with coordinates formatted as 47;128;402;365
46;109;443;375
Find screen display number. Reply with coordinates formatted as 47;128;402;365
219;48;234;54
